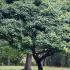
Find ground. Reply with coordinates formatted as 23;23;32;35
0;66;70;70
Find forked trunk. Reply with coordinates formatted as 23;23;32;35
33;55;43;70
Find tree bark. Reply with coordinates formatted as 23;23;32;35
33;54;43;70
65;53;68;67
24;53;32;70
8;57;10;65
37;60;43;70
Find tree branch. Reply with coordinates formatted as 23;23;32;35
39;47;61;61
36;49;48;55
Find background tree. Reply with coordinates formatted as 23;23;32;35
0;40;23;66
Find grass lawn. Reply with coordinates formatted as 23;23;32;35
0;66;70;70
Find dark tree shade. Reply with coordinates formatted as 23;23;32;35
33;0;42;6
5;0;16;3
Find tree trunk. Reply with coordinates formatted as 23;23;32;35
61;55;65;67
24;53;32;70
8;57;10;65
42;59;45;66
65;53;68;67
37;61;43;70
2;62;4;66
33;55;43;70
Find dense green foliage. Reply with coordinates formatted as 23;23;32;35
0;0;69;52
0;0;70;69
0;40;23;65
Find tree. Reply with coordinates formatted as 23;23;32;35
0;40;23;66
0;0;70;70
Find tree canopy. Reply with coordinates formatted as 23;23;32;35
0;0;70;70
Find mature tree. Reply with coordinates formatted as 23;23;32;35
0;0;70;70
